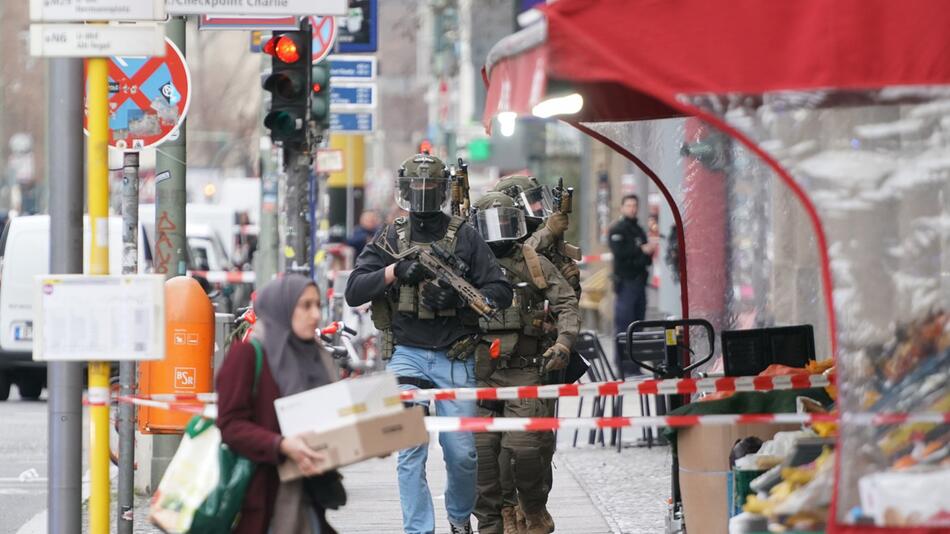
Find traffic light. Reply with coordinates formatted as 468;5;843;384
262;31;311;146
310;61;331;130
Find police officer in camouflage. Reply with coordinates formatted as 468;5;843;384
345;153;513;534
492;175;583;533
470;192;580;534
492;175;582;298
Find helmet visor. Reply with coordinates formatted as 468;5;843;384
475;206;527;243
519;185;555;219
395;176;449;213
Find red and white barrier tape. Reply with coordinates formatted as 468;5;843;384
109;395;948;432
187;270;256;284
399;374;831;402
93;374;829;408
578;252;613;266
116;395;217;418
423;412;950;433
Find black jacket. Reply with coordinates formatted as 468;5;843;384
344;213;513;350
608;217;651;280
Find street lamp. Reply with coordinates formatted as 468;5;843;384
497;111;517;137
531;93;584;118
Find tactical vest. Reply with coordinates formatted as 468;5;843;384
395;216;465;320
369;215;467;357
479;250;551;354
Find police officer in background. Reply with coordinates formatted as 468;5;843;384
608;194;656;375
470;192;580;534
345;153;513;534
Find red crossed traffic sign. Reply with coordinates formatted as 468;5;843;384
85;38;191;150
311;15;338;64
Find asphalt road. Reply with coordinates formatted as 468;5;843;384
0;386;88;534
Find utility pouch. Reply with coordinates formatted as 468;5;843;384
446;333;479;361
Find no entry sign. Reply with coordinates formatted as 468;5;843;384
85;38;191;150
310;15;337;63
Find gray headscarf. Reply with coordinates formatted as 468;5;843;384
253;275;332;396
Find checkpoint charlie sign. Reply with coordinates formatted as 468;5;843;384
165;0;347;16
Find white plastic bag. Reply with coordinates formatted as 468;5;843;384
149;419;222;533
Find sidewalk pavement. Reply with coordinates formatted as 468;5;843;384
98;438;671;533
95;335;675;533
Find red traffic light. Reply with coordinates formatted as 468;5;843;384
275;36;300;63
312;83;322;93
263;37;276;56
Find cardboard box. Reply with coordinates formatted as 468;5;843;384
278;406;429;482
677;423;799;534
275;372;404;436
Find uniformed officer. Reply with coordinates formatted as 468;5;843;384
345;153;513;534
608;194;656;375
470;192;580;534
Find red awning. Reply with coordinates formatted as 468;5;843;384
483;0;950;129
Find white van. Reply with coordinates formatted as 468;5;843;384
0;214;242;400
0;215;147;399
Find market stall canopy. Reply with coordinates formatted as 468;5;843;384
483;0;950;129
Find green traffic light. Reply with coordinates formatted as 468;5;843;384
264;111;300;138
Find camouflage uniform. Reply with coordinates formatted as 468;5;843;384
491;176;584;533
472;193;580;534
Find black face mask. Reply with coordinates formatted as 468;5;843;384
409;211;447;243
526;217;542;233
488;241;516;257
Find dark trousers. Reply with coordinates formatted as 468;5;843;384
614;275;647;377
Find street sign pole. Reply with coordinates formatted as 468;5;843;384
152;16;188;490
87;55;111;534
47;56;84;534
118;152;140;534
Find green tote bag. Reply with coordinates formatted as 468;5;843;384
188;338;264;534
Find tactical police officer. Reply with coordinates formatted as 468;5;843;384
492;175;583;533
470;192;580;534
492;175;581;296
345;153;513;534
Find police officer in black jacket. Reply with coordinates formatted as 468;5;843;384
344;153;512;534
608;194;657;375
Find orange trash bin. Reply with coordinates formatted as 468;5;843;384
139;276;215;434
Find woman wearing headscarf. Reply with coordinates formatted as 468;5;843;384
217;274;341;534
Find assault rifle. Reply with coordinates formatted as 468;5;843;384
552;177;574;214
550;177;582;261
375;234;495;319
451;158;471;218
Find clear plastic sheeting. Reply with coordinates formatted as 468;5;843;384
588;90;950;527
583;118;828;369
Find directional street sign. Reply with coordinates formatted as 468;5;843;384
330;83;376;107
330;110;375;133
30;0;166;22
165;0;347;16
328;54;377;80
30;23;166;57
311;15;337;63
84;38;192;150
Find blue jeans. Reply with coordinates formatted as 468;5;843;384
388;345;478;534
